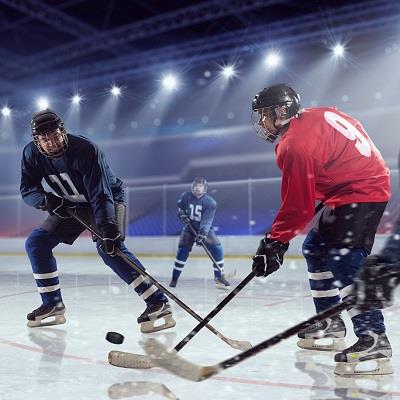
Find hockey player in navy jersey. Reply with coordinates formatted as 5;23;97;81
20;109;175;333
169;178;230;290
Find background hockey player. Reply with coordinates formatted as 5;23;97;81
21;109;175;333
251;84;392;375
169;177;230;290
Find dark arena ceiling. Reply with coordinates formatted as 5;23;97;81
0;0;398;97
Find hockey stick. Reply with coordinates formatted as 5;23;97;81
108;270;256;368
185;220;236;279
66;209;249;351
142;301;349;381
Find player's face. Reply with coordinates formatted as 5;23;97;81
252;107;280;143
36;129;65;157
193;183;206;197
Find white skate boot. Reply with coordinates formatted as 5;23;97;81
27;302;66;328
137;302;176;333
214;275;230;290
334;331;393;376
297;315;346;351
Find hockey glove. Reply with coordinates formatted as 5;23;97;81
100;223;121;257
177;209;190;225
40;192;74;219
195;231;207;246
252;236;289;277
351;255;400;310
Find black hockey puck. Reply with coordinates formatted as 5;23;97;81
106;331;125;345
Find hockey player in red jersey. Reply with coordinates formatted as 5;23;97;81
251;84;392;376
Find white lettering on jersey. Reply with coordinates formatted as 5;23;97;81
324;111;371;157
189;204;202;221
48;173;87;202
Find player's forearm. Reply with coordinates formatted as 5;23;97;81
20;186;46;209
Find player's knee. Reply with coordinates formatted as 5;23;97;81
210;244;223;260
177;247;190;260
25;228;51;254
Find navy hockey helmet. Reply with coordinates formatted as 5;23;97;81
191;177;208;197
251;84;300;143
31;109;68;158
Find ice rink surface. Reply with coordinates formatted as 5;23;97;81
1;254;400;400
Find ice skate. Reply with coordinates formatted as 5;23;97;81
137;302;176;333
215;275;230;290
334;331;393;376
27;302;66;328
169;278;178;288
297;315;346;351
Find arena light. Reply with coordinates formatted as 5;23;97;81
1;106;11;117
110;85;121;97
71;94;82;105
162;74;179;91
221;65;236;79
265;52;281;68
333;44;345;57
37;97;50;110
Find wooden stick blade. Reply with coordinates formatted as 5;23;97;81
142;338;219;382
220;336;252;351
108;350;154;369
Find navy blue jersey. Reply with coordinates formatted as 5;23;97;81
177;191;217;234
20;134;125;227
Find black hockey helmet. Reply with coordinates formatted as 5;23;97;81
31;109;68;158
191;177;208;197
251;84;300;143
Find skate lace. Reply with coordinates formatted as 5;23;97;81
145;303;162;314
32;305;47;316
344;336;374;354
304;320;325;333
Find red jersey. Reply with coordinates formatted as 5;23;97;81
270;107;390;242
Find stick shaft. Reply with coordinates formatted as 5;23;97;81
67;209;237;346
174;270;257;352
218;301;348;370
186;221;223;272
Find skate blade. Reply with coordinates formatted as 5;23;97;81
297;337;346;352
27;315;66;328
140;315;176;334
335;358;393;376
215;283;230;291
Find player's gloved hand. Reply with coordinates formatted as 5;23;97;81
177;209;190;224
252;236;289;277
195;231;207;246
100;223;121;257
40;192;74;219
350;255;400;311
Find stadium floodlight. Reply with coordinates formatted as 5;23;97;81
265;52;281;68
1;106;11;117
221;65;236;79
71;94;82;105
162;74;178;91
333;44;345;57
37;97;50;110
110;85;121;97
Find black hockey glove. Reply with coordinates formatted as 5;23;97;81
40;192;74;219
100;223;121;257
195;230;207;246
252;236;289;277
350;255;400;311
177;209;190;225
